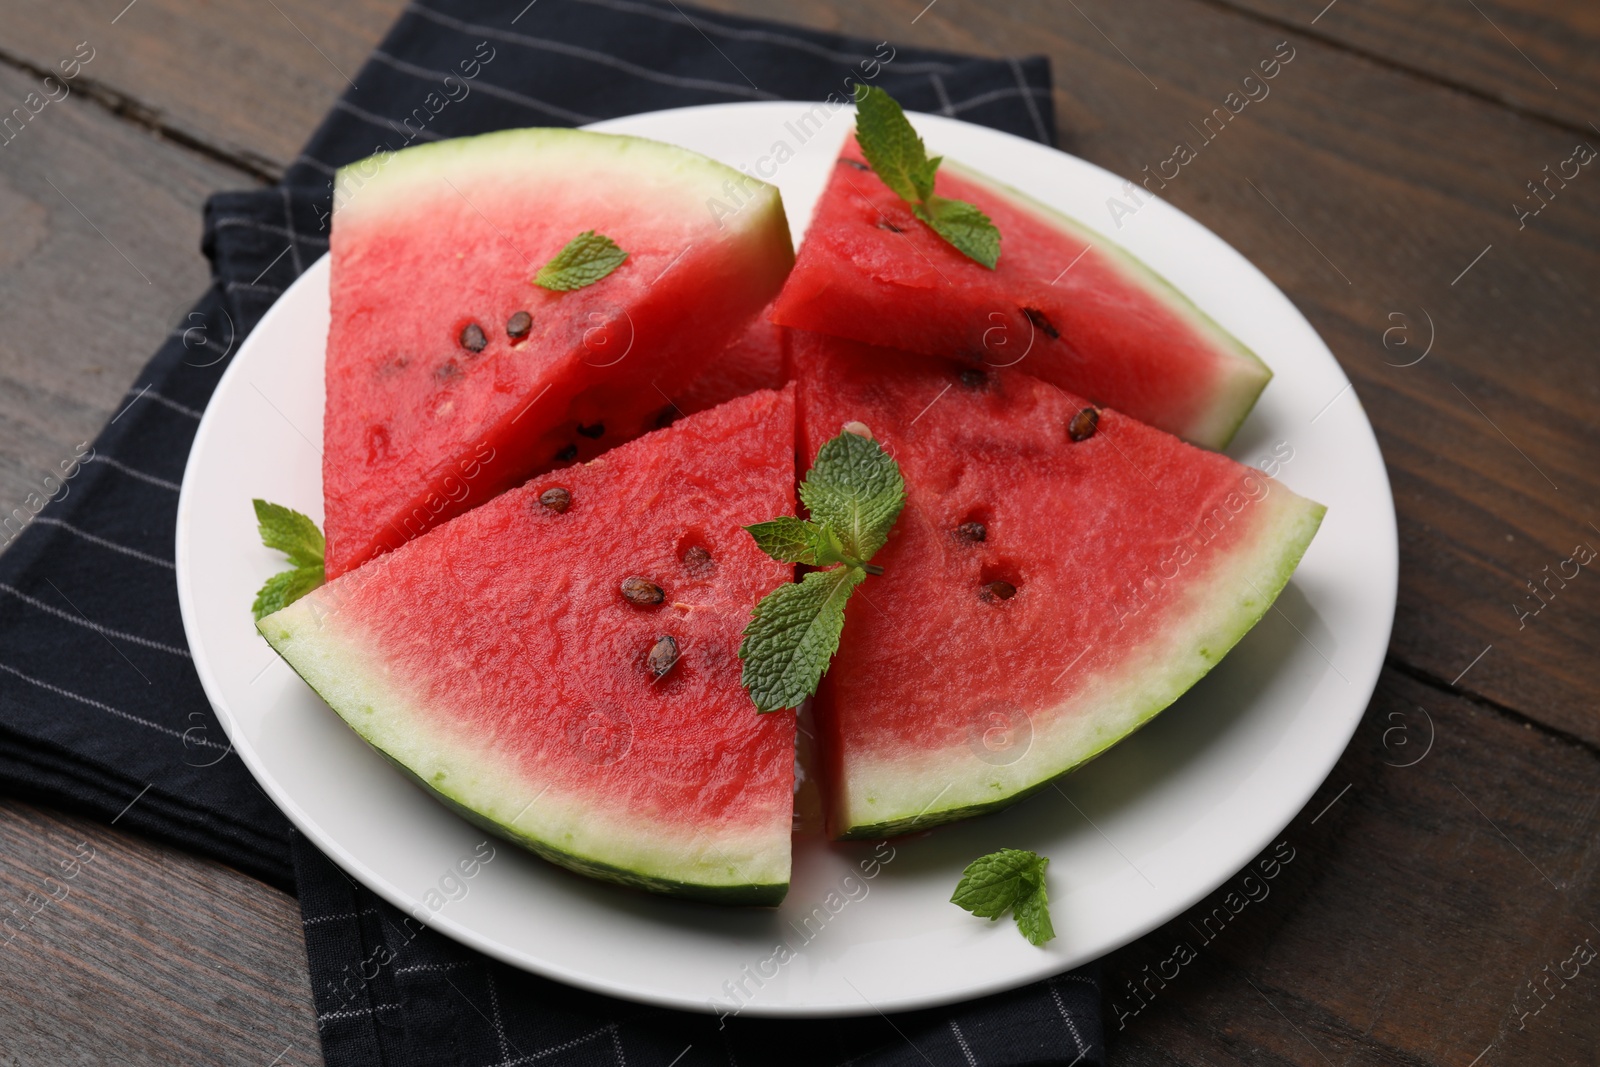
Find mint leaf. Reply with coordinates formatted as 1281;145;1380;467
853;83;935;203
1012;878;1055;947
798;430;905;563
251;498;325;621
852;85;1001;269
738;430;907;712
744;516;850;567
739;566;865;712
252;566;324;621
254;499;324;568
533;231;628;291
915;196;1000;271
951;849;1055;946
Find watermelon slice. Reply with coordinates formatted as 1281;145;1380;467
260;388;798;903
771;136;1270;449
660;306;789;424
323;128;794;579
792;332;1323;839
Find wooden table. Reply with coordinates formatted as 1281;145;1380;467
1;1;1596;1063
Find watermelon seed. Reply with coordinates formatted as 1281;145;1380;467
538;487;572;513
654;406;680;430
621;577;665;605
577;422;606;439
1022;307;1060;339
434;360;461;383
1068;407;1100;442
459;322;488;352
877;219;904;233
958;368;988;390
554;443;578;462
506;311;532;339
841;159;870;172
980;580;1017;602
957;522;987;543
647;635;680;677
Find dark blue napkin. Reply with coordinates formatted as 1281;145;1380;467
0;0;1102;1062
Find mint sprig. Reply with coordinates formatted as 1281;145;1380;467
533;230;628;291
951;848;1055;946
251;499;325;621
738;429;906;712
853;85;1000;269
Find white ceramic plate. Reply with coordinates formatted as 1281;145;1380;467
176;102;1397;1016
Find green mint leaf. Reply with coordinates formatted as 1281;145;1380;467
738;566;865;712
744;517;849;567
798;431;905;563
915;196;1000;270
253;498;324;568
252;566;324;621
1012;878;1056;946
533;231;628;291
852;85;1001;269
951;849;1055;945
251;499;325;621
852;84;932;204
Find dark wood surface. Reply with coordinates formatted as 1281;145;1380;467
0;0;1595;1063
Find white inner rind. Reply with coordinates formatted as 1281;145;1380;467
260;595;790;891
837;487;1325;833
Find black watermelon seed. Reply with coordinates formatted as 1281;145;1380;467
507;311;532;339
841;158;870;172
576;422;605;439
621;577;665;605
459;322;488;352
654;405;680;430
980;580;1017;602
1068;407;1100;442
957;522;987;543
682;545;713;574
538;487;571;513
958;368;988;390
434;359;461;383
647;635;680;677
1022;307;1060;339
554;443;578;462
877;219;904;233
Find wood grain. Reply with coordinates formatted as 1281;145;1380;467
0;61;244;532
1218;0;1599;134
1105;668;1600;1066
0;0;400;179
0;797;319;1066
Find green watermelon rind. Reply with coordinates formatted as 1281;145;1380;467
257;602;790;907
335;126;787;237
833;490;1326;839
378;751;788;907
942;158;1273;450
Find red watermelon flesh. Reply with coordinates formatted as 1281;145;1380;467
772;137;1270;449
661;307;790;423
792;331;1323;838
260;388;798;903
323;128;793;579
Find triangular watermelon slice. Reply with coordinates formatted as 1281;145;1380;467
772;136;1270;449
323;128;793;579
792;332;1322;838
260;388;798;903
